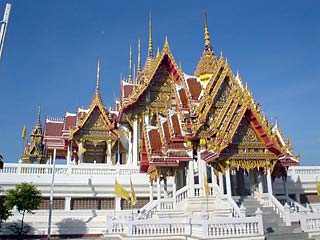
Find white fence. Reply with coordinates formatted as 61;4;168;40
108;214;264;239
0;162;142;176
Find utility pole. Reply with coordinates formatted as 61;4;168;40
0;3;11;62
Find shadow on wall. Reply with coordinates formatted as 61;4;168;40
56;218;87;237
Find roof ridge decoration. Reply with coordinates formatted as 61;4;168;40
120;37;184;112
148;13;153;59
194;9;218;80
69;63;118;140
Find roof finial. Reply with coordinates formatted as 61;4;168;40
137;38;141;74
128;44;133;83
36;105;41;128
148;13;153;58
96;59;100;93
204;8;212;52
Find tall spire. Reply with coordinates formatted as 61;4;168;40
148;13;153;58
137;38;141;74
36;105;41;129
96;59;100;93
128;44;133;83
204;8;212;52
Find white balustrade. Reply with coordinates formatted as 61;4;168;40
109;215;264;238
0;162;143;177
175;185;188;203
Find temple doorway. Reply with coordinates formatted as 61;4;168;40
230;168;268;196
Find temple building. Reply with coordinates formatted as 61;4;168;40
2;11;320;240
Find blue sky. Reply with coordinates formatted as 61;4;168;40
0;0;319;165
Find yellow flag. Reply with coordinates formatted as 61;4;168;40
130;178;137;206
317;179;320;196
204;174;210;200
21;125;26;140
115;180;130;201
81;147;87;153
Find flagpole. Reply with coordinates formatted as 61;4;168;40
47;148;56;240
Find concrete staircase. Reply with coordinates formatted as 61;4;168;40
234;196;314;240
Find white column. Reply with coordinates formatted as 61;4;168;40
172;176;177;205
163;180;168;198
225;166;232;197
266;167;273;195
64;197;71;211
78;142;83;164
218;172;224;194
115;196;121;211
157;178;161;210
257;173;263;194
132;117;138;166
283;179;289;198
128;131;133;164
149;181;153;202
107;140;112;165
66;141;71;165
188;161;195;197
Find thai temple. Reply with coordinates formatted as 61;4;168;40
2;11;320;240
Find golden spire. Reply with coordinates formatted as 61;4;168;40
148;13;153;58
36;105;41;129
128;44;133;83
96;59;100;93
204;8;212;52
137;39;141;74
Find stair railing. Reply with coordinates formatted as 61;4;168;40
268;194;291;226
175;185;189;204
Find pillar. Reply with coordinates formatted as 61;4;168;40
163;179;168;198
218;172;224;194
115;196;121;211
266;167;273;195
78;142;83;164
172;176;177;205
132;116;138;166
225;165;232;197
106;140;112;165
257;173;263;194
128;131;133;164
157;178;161;210
188;161;195;197
66;141;72;165
65;197;71;211
283;178;289;198
149;181;153;202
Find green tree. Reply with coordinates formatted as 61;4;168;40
0;187;12;229
6;183;42;237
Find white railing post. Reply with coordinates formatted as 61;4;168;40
240;204;246;217
17;159;22;174
300;209;307;232
149;181;153;202
255;208;264;235
201;215;208;238
284;203;291;226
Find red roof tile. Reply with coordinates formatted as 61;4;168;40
162;121;171;145
123;85;134;99
171;115;182;137
178;88;188;108
45;122;64;136
148;129;162;152
65;116;76;130
187;78;202;100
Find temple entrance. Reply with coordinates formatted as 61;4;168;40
230;168;268;196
